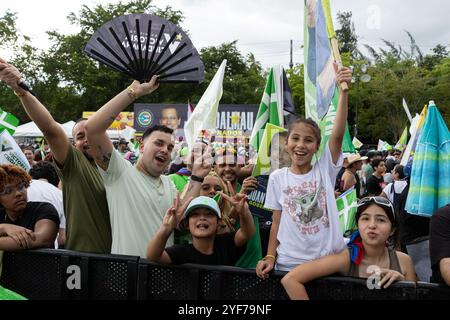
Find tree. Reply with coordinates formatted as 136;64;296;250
189;41;265;104
421;44;449;70
335;11;360;59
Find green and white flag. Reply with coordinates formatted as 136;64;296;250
0;108;19;136
314;91;355;159
0;130;30;172
250;67;283;152
336;187;358;235
394;127;408;151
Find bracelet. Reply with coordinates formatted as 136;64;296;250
127;86;138;100
190;175;204;183
14;90;27;97
263;255;276;262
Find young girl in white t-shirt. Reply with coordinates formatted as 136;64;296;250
256;65;352;278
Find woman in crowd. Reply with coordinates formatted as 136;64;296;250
281;196;416;299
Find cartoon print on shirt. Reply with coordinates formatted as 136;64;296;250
282;180;328;235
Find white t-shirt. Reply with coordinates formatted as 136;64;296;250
27;179;66;249
98;149;177;258
382;180;408;203
264;143;346;271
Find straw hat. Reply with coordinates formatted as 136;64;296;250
346;153;368;167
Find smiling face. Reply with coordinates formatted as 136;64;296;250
73;121;93;161
286;122;320;171
139;130;175;177
214;155;240;184
357;204;394;247
187;208;219;238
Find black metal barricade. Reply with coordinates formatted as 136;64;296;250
1;249;449;300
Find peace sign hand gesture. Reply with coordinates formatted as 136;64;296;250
162;193;193;231
219;181;250;217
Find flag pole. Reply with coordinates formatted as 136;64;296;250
322;0;349;92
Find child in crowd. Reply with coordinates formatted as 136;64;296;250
146;193;255;266
281;196;416;299
256;64;352;277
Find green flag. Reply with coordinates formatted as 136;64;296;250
336;188;358;235
0;108;19;136
250;67;283;152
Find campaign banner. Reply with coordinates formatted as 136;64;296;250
247;175;272;221
0;130;31;172
133;104;258;140
83;112;134;130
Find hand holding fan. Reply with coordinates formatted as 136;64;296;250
84;13;204;84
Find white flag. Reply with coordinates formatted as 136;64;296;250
402;98;413;124
184;60;227;151
0;130;31;172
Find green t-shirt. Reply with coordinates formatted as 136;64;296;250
55;145;112;253
234;215;262;268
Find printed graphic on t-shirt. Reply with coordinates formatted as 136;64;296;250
282;181;329;235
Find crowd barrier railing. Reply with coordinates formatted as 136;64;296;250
1;249;449;300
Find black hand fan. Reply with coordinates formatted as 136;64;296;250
84;13;205;84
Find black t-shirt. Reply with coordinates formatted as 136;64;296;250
0;202;60;230
366;175;385;196
430;204;450;284
165;232;246;266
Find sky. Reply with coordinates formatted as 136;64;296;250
1;0;450;70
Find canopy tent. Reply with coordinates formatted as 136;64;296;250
13;121;126;140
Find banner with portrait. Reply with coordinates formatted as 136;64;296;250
133;104;259;142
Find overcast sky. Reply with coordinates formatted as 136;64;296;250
1;0;450;70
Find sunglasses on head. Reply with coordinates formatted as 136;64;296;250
357;196;395;219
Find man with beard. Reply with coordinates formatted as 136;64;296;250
0;58;112;254
85;77;212;257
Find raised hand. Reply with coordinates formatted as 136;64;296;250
162;193;193;230
191;142;213;179
0;58;23;92
333;62;352;88
240;176;258;194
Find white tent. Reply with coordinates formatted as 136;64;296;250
13;121;43;137
14;121;127;140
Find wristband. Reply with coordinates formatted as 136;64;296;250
14;90;27;97
190;175;204;183
263;254;276;262
127;86;138;100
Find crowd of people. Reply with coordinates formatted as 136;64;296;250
0;57;449;300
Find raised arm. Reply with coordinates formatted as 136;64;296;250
219;187;255;247
329;64;352;164
0;58;69;165
281;249;350;300
146;194;191;264
85;77;159;170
